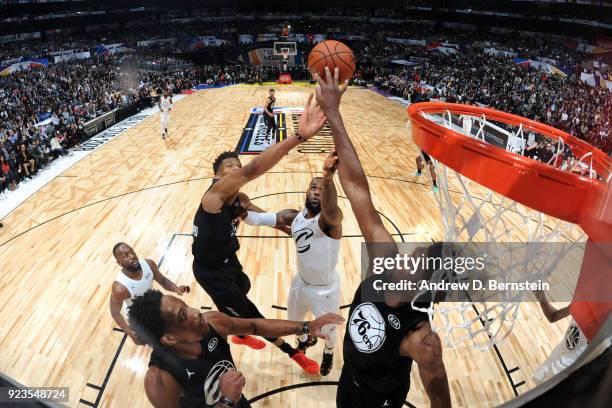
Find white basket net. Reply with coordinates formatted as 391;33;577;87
407;111;588;350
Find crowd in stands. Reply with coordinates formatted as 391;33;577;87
364;44;611;154
1;18;610;196
0;53;202;195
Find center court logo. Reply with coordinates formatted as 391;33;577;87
349;302;386;353
204;360;236;405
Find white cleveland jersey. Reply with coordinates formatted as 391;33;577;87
114;259;154;307
160;96;172;111
291;209;340;286
533;319;588;383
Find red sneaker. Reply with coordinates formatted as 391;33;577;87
231;335;266;350
291;350;320;374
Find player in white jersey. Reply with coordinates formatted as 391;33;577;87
242;152;343;375
158;89;173;138
109;242;190;345
532;290;588;383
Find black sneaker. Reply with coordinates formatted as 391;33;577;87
297;336;317;354
320;352;333;376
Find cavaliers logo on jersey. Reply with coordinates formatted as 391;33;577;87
293;227;314;253
349;303;386;353
204;360;236;405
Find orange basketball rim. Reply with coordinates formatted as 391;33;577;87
407;101;611;342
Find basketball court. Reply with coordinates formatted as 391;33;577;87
0;84;607;407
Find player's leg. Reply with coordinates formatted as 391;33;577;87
414;154;424;176
428;160;438;191
235;271;320;374
287;275;317;353
193;262;266;350
160;111;168;138
265;114;277;142
422;151;438;191
197;257;320;373
311;280;341;376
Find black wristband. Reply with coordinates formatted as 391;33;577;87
220;396;237;407
296;133;307;143
302;321;310;335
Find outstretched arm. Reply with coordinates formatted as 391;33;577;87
206;311;345;340
314;67;394;245
148;259;190;296
275;208;300;227
202;94;326;213
319;152;343;236
238;193;293;235
534;290;570;323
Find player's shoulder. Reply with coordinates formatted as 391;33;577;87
237;192;251;204
144;258;158;269
144;366;182;403
111;280;130;299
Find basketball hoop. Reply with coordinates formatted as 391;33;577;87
406;102;611;349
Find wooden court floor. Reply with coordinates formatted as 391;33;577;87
0;85;580;407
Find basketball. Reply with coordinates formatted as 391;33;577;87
308;40;356;84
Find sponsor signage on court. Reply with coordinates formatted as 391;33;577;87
235;107;288;155
236;107;333;155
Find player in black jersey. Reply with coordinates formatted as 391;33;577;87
314;67;451;408
414;150;438;192
263;89;277;145
192;94;327;374
128;289;343;408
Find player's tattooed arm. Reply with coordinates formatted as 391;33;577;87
147;259;190;295
400;322;451;408
238;192;294;235
275;209;299;227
